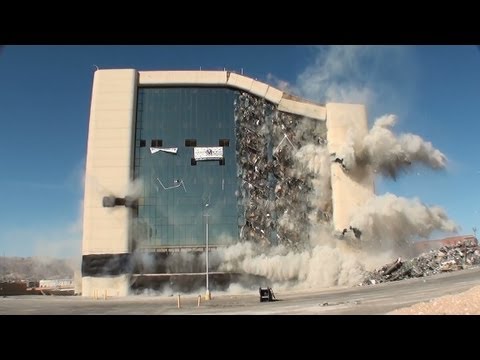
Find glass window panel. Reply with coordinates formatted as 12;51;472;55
133;87;239;248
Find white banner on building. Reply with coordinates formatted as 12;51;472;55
193;147;224;161
150;147;178;154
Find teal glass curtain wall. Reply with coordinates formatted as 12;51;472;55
133;87;239;247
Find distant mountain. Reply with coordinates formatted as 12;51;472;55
0;256;78;281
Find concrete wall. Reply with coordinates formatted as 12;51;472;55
82;69;137;296
82;275;130;298
138;70;322;118
278;97;326;120
139;70;227;86
326;103;374;232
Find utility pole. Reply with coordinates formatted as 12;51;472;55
204;202;211;300
205;213;210;300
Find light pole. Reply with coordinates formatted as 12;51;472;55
204;203;211;300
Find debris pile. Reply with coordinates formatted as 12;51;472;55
234;92;330;250
361;242;480;285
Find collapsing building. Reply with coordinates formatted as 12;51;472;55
81;69;374;297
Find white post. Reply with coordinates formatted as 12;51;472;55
205;213;211;300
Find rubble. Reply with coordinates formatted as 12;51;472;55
361;242;480;286
234;92;330;250
321;300;361;306
330;153;349;171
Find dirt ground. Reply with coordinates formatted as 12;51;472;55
389;285;480;315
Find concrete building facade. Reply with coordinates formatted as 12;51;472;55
81;69;374;297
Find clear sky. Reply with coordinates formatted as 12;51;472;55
0;45;479;258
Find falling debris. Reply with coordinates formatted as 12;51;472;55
361;242;480;286
234;92;329;250
330;153;349;171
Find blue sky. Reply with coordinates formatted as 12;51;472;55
0;45;479;258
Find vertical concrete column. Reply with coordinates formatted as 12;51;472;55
326;103;374;233
81;69;138;297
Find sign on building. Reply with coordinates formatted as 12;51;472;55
193;147;224;161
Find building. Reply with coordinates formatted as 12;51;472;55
39;279;74;289
413;235;478;255
81;69;374;297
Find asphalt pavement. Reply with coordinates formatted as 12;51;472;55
2;267;480;315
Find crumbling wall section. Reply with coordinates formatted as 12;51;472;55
235;93;272;246
235;92;330;251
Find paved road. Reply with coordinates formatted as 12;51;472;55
2;267;480;314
